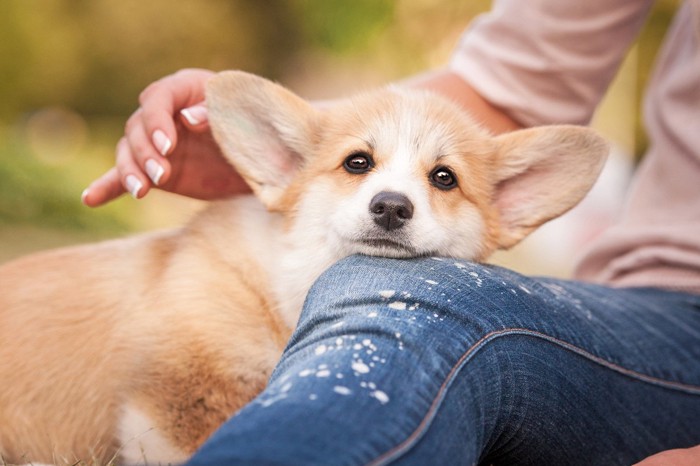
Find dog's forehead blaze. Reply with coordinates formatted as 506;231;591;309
316;89;494;163
283;88;499;216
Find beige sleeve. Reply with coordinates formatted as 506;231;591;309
450;0;654;126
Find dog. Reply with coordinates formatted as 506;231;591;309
0;71;607;465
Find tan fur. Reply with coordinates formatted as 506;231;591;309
0;71;608;465
0;201;290;464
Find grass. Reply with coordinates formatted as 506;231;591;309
1;442;154;466
0;455;116;466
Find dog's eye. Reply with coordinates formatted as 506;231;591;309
343;152;374;174
430;166;457;190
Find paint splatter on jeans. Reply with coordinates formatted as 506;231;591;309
187;255;700;466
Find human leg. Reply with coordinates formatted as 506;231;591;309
186;255;700;466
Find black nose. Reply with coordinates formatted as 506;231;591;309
369;191;414;231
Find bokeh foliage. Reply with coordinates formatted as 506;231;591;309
1;1;303;119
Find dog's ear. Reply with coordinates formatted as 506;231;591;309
206;71;318;209
492;125;608;249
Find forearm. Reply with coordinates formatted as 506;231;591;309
400;69;524;135
447;0;654;127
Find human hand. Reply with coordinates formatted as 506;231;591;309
633;444;700;466
82;68;250;207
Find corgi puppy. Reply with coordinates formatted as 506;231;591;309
0;71;607;465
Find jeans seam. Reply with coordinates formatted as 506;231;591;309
366;327;700;466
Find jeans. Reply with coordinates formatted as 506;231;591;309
186;255;700;466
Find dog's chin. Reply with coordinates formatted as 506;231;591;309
353;238;425;259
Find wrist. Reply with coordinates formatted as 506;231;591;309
399;69;524;134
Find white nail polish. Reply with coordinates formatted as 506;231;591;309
181;106;207;126
125;175;143;199
180;109;198;126
152;129;172;156
145;159;165;186
81;188;90;204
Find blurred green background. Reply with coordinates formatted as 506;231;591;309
0;0;679;272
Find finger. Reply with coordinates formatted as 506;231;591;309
124;119;172;188
137;83;179;158
116;137;151;199
138;69;215;156
136;89;176;157
81;167;126;207
179;103;210;132
124;107;162;164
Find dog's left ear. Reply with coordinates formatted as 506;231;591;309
206;71;318;210
492;125;608;249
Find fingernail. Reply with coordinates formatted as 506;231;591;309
145;159;165;186
152;129;172;156
181;106;207;126
125;175;143;199
81;188;90;205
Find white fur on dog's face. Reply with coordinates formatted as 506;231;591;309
288;88;497;260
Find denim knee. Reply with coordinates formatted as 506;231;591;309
280;255;550;385
297;254;555;340
293;254;700;388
